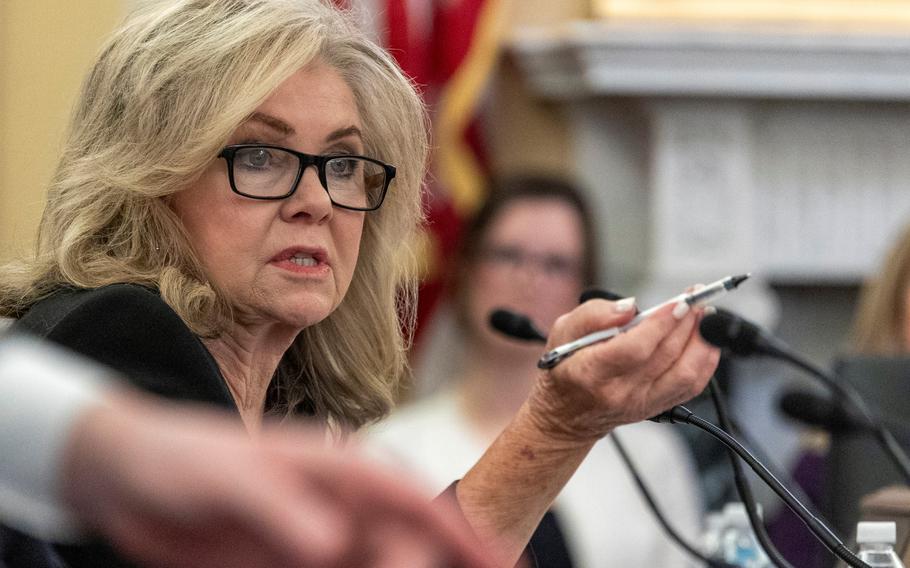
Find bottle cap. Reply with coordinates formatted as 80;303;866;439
722;502;763;527
705;511;726;530
857;521;897;545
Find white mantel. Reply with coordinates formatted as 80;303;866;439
513;20;910;100
510;20;910;326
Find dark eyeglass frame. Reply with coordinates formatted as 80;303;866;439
479;245;583;280
218;143;396;212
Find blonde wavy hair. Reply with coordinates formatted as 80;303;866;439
852;223;910;355
0;0;428;429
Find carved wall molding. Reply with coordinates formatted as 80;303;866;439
511;21;910;325
593;0;910;24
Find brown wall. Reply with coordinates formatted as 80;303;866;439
487;0;591;180
0;1;125;262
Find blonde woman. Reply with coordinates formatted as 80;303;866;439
852;223;910;354
1;1;720;566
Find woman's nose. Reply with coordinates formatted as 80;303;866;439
281;166;333;222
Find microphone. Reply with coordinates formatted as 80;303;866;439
488;309;546;343
699;309;910;485
698;309;788;357
779;390;865;433
491;292;628;342
779;390;910;445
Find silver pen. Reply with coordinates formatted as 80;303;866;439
537;273;751;369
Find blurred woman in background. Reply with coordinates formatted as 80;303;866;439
370;176;705;567
852;223;910;354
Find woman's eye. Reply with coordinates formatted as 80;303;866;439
249;149;269;167
238;148;271;168
328;158;358;177
235;147;294;171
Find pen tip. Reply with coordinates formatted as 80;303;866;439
731;273;751;287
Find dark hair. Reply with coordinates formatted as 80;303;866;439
450;175;601;331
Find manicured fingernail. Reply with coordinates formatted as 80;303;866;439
672;300;691;319
703;305;717;316
614;297;636;313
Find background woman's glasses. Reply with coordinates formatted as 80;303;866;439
480;245;582;280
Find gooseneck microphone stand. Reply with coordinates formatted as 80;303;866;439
656;406;872;568
700;310;910;485
707;379;795;568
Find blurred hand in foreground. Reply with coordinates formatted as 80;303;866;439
62;394;497;568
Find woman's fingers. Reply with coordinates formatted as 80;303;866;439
544;299;638;348
552;301;691;384
632;307;700;382
236;475;351;567
539;296;720;433
651;312;722;408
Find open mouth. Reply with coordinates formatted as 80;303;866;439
270;248;330;273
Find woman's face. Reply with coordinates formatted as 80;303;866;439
467;197;586;350
171;63;366;330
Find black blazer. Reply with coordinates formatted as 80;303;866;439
15;284;235;410
12;284;238;568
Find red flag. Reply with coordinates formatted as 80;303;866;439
377;0;508;345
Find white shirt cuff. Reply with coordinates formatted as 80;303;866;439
0;336;111;542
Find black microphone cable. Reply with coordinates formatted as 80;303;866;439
561;298;841;566
610;433;738;568
707;379;795;568
724;408;833;531
487;306;736;568
656;405;873;568
700;310;910;485
581;291;822;520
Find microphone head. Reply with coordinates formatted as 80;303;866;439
778;390;864;433
488;309;547;343
698;309;767;356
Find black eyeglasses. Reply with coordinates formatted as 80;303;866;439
218;144;396;211
480;245;582;280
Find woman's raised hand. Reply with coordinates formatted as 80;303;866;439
527;298;720;443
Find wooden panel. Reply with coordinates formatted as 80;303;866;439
0;1;126;261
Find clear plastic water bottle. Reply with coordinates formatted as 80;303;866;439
701;511;727;560
856;522;906;568
719;502;772;568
